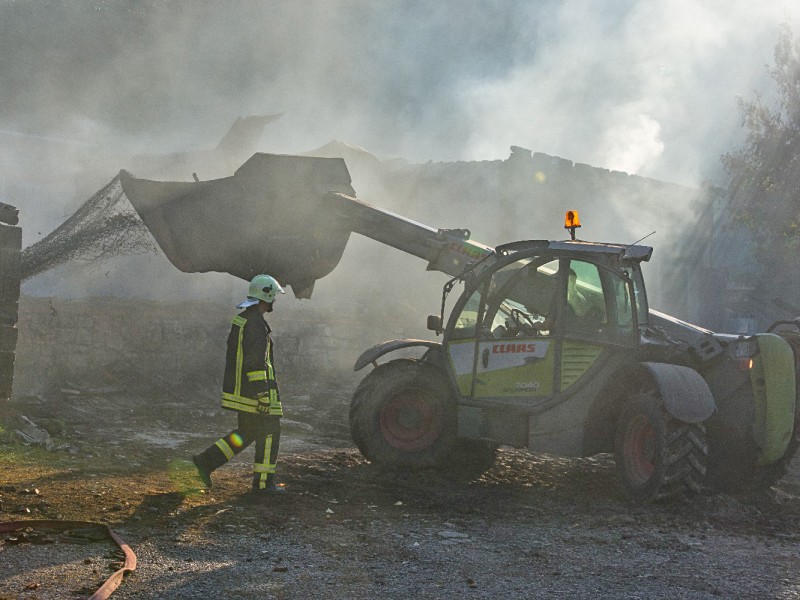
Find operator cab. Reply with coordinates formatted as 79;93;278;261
440;224;652;410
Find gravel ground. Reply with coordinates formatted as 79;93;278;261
3;383;800;599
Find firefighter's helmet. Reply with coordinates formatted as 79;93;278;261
237;274;285;308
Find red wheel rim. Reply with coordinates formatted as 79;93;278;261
623;414;656;485
379;389;443;451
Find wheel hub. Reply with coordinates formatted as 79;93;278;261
379;389;443;452
623;414;656;485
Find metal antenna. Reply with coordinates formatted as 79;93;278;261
628;231;656;246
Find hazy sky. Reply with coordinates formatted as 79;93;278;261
1;0;797;190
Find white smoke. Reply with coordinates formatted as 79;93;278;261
458;1;795;185
1;0;797;306
2;1;796;185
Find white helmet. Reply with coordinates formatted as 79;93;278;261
237;274;285;308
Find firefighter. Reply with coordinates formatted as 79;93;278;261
192;274;287;495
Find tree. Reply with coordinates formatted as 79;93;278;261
722;23;800;273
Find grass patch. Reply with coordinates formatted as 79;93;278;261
0;437;74;471
167;458;207;497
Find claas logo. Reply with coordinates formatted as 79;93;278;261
492;343;539;354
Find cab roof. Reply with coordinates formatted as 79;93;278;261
493;239;653;263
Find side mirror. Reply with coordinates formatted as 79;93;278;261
427;315;442;334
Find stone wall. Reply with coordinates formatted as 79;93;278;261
14;295;429;397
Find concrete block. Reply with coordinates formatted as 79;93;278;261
0;223;21;249
0;247;20;275
0;350;15;390
0;325;18;352
0;203;18;226
0;301;18;326
0;276;20;302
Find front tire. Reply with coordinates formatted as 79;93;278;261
707;339;800;493
614;391;708;504
349;359;457;468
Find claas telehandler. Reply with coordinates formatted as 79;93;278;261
119;153;800;504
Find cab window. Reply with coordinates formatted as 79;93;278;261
450;289;481;340
563;260;607;335
610;266;646;334
565;259;638;345
610;271;635;338
629;267;648;326
482;257;559;339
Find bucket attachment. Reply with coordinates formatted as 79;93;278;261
121;152;494;299
119;153;357;298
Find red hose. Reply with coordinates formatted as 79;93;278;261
0;519;136;600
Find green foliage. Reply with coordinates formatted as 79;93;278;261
0;440;51;465
0;421;13;445
722;23;800;268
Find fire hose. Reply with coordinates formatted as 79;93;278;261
0;519;136;599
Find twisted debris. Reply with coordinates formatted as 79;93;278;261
20;176;157;281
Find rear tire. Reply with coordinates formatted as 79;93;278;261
349;359;457;468
614;391;708;504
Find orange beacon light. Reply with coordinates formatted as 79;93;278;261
565;210;581;240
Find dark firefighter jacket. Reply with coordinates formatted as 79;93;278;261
220;305;283;416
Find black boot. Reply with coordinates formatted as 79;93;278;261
192;454;214;489
253;474;286;495
193;442;231;489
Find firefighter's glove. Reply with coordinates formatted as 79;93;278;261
256;392;270;413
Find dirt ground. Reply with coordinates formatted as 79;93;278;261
3;374;800;599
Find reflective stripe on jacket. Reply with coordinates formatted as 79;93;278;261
220;306;283;416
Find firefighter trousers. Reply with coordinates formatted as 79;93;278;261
196;412;281;490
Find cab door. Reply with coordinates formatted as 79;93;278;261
558;258;639;393
465;256;561;401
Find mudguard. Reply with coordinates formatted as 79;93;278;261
642;362;716;423
354;339;442;372
751;333;796;465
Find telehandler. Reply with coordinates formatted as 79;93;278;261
119;153;800;503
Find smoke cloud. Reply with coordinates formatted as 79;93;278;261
1;0;797;311
3;2;796;174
